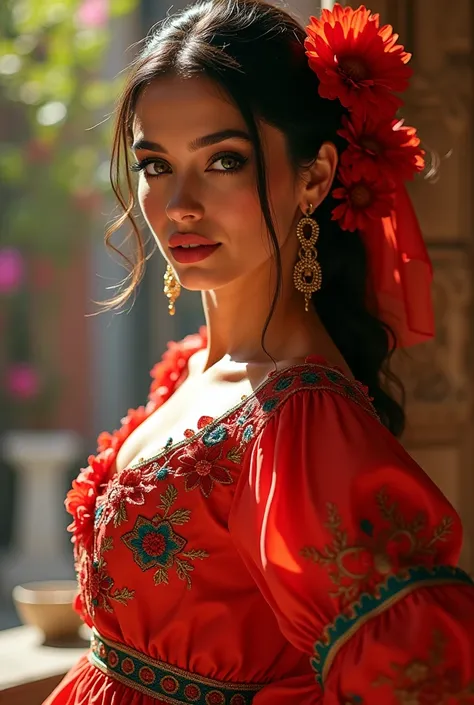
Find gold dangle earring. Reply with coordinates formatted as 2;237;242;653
163;264;181;316
293;204;322;312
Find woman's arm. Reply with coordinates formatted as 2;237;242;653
230;388;474;704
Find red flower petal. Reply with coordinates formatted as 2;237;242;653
210;464;233;485
332;166;395;232
338;114;424;181
198;473;214;498
183;471;202;493
305;3;412;118
65;478;97;548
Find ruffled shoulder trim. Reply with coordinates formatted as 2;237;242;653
65;327;207;549
148;326;208;405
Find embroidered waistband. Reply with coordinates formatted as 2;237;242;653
89;629;263;704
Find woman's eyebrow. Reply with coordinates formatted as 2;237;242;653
132;129;251;154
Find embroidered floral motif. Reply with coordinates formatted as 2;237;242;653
301;487;454;608
227;446;243;464
242;424;254;444
122;485;208;589
153;462;172;481
202;424;228;447
274;375;295;392
373;629;474;704
325;370;342;384
300;370;321;385
262;398;279;413
78;537;134;618
125;517;186;569
174;442;233;498
105;468;155;527
236;404;255;426
94;502;105;528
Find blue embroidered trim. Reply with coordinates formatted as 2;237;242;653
311;564;474;685
90;629;263;704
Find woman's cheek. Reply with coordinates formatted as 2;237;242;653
138;181;164;228
137;178;151;211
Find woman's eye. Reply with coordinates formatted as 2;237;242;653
130;153;247;177
144;160;170;176
209;154;247;173
129;159;170;177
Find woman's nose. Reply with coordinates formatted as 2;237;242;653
165;185;204;223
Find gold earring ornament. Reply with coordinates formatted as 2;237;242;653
164;264;181;316
293;204;322;312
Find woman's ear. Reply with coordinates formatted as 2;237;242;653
298;141;338;212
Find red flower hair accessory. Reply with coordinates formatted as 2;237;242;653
331;168;394;233
305;4;411;118
305;4;434;347
338;114;425;182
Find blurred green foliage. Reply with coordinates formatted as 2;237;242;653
0;0;138;261
0;0;138;428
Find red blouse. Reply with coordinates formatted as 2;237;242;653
44;329;474;705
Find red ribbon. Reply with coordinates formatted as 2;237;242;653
361;184;434;348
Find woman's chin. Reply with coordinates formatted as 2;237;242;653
175;271;234;292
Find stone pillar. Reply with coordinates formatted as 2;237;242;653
1;431;82;596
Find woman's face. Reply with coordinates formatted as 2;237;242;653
132;74;303;292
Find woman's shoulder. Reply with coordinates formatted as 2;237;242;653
244;355;380;442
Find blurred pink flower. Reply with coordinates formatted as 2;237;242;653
0;248;24;294
77;0;109;28
5;363;41;400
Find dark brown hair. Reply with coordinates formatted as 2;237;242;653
104;0;405;435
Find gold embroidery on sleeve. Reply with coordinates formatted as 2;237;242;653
373;630;474;704
301;488;453;608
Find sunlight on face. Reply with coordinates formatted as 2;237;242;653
132;74;302;292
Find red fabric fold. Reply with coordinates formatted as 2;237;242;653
362;183;434;348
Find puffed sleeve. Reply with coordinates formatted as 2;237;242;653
229;385;474;704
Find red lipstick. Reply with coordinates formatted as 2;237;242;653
168;233;221;264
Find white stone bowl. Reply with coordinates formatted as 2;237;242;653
12;580;83;642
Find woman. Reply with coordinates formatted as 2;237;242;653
44;2;474;704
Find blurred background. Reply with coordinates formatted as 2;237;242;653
0;0;473;697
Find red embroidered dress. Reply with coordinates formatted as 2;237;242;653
44;330;474;705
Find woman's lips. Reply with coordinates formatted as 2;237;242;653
169;233;215;248
168;232;221;264
169;243;221;264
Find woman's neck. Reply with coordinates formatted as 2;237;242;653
199;259;328;371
